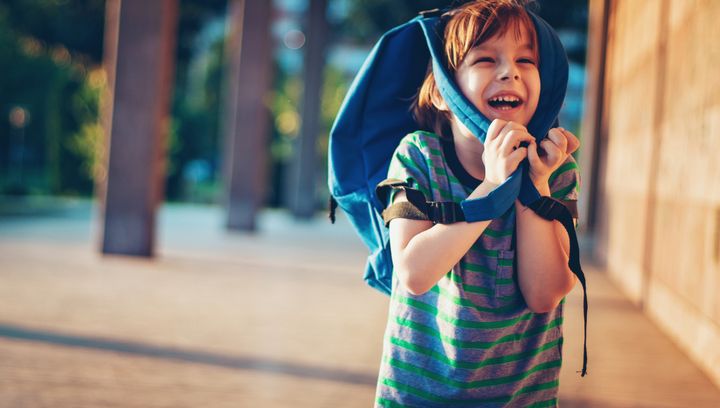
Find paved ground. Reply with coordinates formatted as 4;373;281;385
0;199;719;407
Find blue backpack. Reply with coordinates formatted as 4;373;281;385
328;9;588;376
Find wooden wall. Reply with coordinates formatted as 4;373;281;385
592;0;720;388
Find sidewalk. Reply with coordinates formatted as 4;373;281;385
0;201;719;407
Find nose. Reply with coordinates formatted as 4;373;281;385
497;61;520;81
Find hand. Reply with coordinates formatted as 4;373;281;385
482;119;535;186
527;127;580;189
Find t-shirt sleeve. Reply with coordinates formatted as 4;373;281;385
385;134;431;206
548;154;580;219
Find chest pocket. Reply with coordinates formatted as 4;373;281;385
495;249;519;300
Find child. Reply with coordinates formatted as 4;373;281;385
375;1;581;406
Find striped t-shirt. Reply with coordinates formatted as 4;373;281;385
375;131;579;408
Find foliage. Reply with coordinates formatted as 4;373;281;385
0;2;97;196
0;0;227;200
64;68;105;188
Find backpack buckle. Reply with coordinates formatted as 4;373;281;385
427;201;463;224
532;197;567;221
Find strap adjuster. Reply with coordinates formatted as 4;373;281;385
427;201;464;224
531;197;567;221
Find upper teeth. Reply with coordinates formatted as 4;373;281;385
490;95;520;102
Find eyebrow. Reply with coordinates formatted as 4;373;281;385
472;43;535;52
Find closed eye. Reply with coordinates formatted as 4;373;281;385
473;57;495;64
518;58;536;65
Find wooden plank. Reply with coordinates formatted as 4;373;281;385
579;0;611;235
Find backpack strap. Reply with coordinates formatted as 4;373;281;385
376;179;465;226
528;196;588;377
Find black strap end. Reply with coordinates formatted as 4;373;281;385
328;196;338;224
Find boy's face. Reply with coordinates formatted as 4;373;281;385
454;23;540;127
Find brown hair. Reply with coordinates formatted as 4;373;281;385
414;0;538;137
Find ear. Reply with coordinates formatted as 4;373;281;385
430;86;449;112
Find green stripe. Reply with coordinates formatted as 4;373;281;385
461;261;496;276
411;131;441;149
432;286;521;313
428;180;454;200
395;295;534;329
411;132;435;149
498;258;513;267
470;244;499;257
548;161;577;186
380;377;559;406
526;397;558;408
385;357;562;389
513;380;560;401
428;147;443;157
449;273;493;296
389;336;562;370
375;397;407;408
394;152;422;175
496;278;514;285
394;315;563;349
551;183;576;199
448;174;462;186
483;227;513;238
460;282;494;296
381;378;447;404
390;154;431;198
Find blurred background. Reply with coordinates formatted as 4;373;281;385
0;0;587;209
0;0;719;407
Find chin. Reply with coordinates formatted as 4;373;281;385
483;111;529;126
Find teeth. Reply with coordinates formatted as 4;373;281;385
489;95;520;102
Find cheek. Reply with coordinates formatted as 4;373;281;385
458;70;490;102
524;72;541;108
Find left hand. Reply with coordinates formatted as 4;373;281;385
527;127;580;189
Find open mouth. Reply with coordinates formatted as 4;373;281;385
487;95;523;111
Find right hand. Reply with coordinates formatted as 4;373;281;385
481;119;535;186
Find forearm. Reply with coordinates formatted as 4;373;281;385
391;182;496;295
514;184;576;312
394;219;491;294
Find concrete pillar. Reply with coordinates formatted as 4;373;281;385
286;0;329;219
223;0;273;231
100;0;178;256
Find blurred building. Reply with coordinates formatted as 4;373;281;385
582;0;720;388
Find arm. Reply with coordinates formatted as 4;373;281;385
389;182;496;295
518;127;581;313
389;120;533;295
515;181;576;313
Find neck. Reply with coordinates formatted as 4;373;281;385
450;121;485;181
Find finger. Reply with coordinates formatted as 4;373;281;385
527;141;541;167
541;138;564;164
496;121;528;149
507;146;528;168
501;129;535;155
560;128;580;154
486;119;508;143
548;128;568;153
500;121;527;139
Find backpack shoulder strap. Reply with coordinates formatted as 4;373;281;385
376;178;465;226
529;196;588;377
